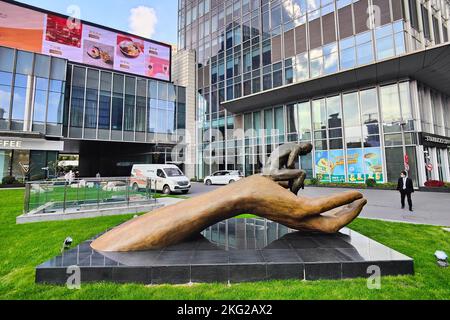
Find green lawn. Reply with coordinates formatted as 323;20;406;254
0;189;449;300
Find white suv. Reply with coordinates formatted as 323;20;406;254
204;171;244;185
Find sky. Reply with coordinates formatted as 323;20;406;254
14;0;179;45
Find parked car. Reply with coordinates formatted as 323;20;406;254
204;171;244;185
130;164;191;195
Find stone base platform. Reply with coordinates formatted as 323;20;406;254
36;218;414;285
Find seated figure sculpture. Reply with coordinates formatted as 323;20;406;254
91;143;367;252
262;142;312;194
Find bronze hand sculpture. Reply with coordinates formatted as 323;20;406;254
91;143;367;252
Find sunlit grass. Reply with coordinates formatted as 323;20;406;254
0;189;449;300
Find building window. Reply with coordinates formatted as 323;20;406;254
421;5;431;40
340;37;356;70
0;71;12;129
375;24;395;60
298;101;312;141
98;72;112;130
112;74;124;131
12;74;29;122
70;66;86;128
85;69;99;129
47;80;65;125
380;83;402;129
136;79;147;132
343;92;362;149
124;77;136;132
33;77;48;124
355;31;374;65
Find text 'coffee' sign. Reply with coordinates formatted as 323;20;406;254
419;133;450;149
0;138;64;151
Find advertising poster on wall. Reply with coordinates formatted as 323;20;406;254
0;1;172;81
329;150;345;183
42;13;83;60
347;149;365;183
82;25;115;69
363;147;384;182
315;151;331;182
0;1;45;53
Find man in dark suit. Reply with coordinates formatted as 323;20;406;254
397;171;414;212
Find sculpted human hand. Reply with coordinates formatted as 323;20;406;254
91;175;367;252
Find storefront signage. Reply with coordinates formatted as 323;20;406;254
0;137;63;151
419;132;450;149
0;140;22;148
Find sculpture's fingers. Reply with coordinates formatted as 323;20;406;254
309;191;364;214
295;198;367;233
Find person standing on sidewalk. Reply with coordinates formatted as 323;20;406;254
397;171;414;212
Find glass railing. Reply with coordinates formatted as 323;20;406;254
23;177;155;215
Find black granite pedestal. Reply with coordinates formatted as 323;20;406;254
36;218;414;285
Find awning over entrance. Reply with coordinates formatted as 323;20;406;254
222;43;450;114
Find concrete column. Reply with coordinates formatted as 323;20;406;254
172;49;197;179
416;144;427;186
23;75;34;132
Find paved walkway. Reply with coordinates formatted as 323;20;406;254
187;183;450;227
302;187;450;227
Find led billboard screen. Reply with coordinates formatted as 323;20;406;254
0;1;171;81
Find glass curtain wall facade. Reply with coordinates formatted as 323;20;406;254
240;81;431;185
0;46;65;182
0;46;66;134
0;46;187;182
179;0;450;184
67;64;186;144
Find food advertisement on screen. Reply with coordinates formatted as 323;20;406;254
146;42;170;81
115;34;145;75
42;13;83;60
0;1;45;53
82;25;115;69
0;1;171;81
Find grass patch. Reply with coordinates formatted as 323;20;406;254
0;189;449;300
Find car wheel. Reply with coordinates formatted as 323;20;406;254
229;180;235;184
162;185;171;195
205;179;212;186
132;183;139;192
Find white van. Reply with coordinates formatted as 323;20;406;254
130;164;191;195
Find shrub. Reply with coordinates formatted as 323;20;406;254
2;176;17;185
424;180;445;188
309;178;319;185
365;178;377;188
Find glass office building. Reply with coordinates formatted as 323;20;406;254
178;0;450;186
0;4;186;181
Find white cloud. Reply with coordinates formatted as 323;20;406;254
128;6;158;38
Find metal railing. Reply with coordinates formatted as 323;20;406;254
24;177;155;215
